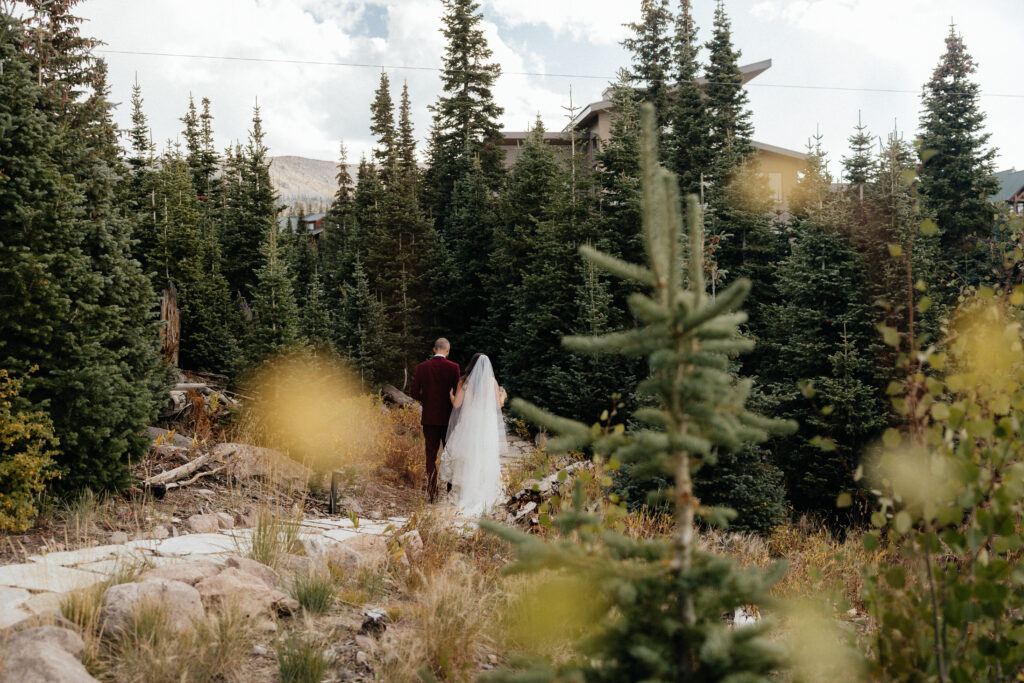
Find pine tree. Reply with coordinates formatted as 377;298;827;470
196;97;220;203
123;76;158;271
373;82;439;384
790;130;833;219
370;72;396;171
248;225;303;359
425;0;504;227
665;0;710;196
441;150;499;354
339;259;392;388
220;105;279;301
918;25;998;252
486;104;795;681
303;266;334;351
3;7;163;492
180;94;202;188
321;141;358;328
595;73;644;272
843;111;874;202
622;0;674;131
704;0;754;186
329;140;355;221
488;119;562;381
859;130;943;346
761;191;885;516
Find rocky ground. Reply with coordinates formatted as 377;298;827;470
0;400;564;682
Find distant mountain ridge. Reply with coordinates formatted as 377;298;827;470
269;155;354;212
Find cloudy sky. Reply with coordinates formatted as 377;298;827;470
68;0;1023;176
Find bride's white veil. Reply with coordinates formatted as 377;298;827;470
439;355;508;513
445;355;508;458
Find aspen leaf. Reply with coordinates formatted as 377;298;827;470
877;324;900;347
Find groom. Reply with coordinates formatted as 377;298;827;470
410;338;460;502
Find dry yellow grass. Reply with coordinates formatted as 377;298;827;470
377;557;499;682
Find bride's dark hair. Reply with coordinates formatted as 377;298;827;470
461;353;485;383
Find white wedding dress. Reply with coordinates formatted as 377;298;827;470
438;355;507;516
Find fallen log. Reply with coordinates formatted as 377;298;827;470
143;448;234;487
381;384;417;407
159;465;226;492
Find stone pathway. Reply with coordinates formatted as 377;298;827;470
0;515;408;630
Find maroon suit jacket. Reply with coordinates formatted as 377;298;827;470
410;355;461;426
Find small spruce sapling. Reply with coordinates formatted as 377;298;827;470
482;105;795;681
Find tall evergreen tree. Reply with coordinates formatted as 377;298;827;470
374;81;439;385
303;266;334;352
425;0;504;227
123;76;158;271
703;0;754;185
441;150;499;356
180;94;202;186
843;111;874;202
339;259;392;388
370;72;396;170
665;0;710;196
196;97;220;203
488;119;562;382
790;130;833;219
321;141;358;325
622;0;674;131
248;224;303;359
3;7;163;492
595;73;644;273
918;25;998;252
220;105;279;300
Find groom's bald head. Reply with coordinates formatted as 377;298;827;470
433;338;450;355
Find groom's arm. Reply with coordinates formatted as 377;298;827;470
410;365;423;402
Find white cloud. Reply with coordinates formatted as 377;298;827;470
82;0;576;163
485;0;637;46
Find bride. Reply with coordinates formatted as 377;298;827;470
438;354;508;515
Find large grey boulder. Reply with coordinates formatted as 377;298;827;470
136;560;221;587
194;567;298;619
100;579;204;638
0;626;96;682
223;556;283;589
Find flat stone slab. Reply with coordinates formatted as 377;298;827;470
29;544;151;567
0;605;31;630
0;585;30;609
154;534;239;557
75;555;152;576
320;528;361;543
0;563;105;593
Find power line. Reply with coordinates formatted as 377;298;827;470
95;48;1024;100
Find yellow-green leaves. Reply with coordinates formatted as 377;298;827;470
877;324;900;348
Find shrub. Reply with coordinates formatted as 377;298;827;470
290;570;336;614
105;600;254;683
245;507;302;569
0;369;58;532
378;558;497;681
276;633;331;683
861;295;1024;679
